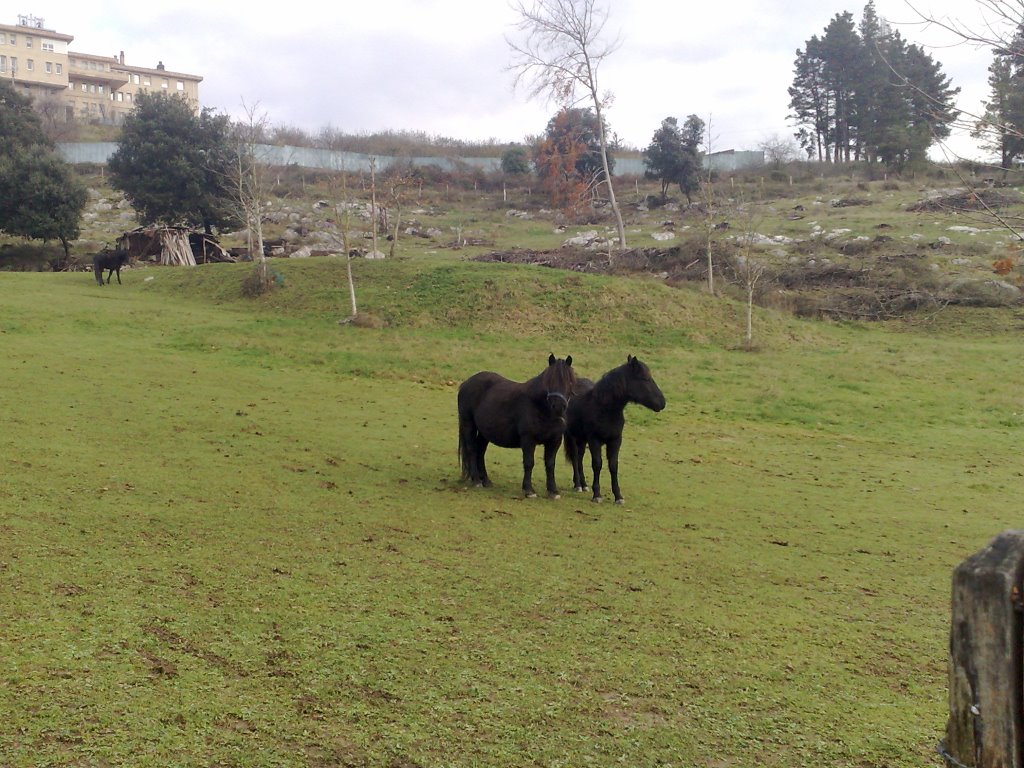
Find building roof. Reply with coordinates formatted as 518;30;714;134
0;20;73;42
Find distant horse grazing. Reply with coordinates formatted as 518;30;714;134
92;248;130;285
564;356;666;504
458;354;576;498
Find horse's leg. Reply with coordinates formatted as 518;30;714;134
520;441;538;498
476;437;492;487
588;438;604;503
607;436;624;504
543;438;561;499
569;437;587;492
94;265;104;285
114;267;121;284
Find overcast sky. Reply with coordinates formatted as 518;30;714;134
27;0;1004;159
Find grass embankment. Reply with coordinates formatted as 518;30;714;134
1;259;1021;767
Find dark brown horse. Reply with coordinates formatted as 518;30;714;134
564;356;665;504
458;354;576;498
92;248;130;285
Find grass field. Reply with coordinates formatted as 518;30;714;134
1;256;1022;767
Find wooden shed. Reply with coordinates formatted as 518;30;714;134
116;226;234;266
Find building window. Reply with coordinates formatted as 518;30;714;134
26;59;33;71
0;56;6;72
41;41;53;52
115;91;123;102
80;83;86;91
177;80;184;91
55;63;61;74
98;85;104;94
132;73;139;84
143;76;150;86
161;79;168;89
45;61;51;73
89;84;96;93
25;36;33;48
9;35;16;45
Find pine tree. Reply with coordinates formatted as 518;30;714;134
974;22;1024;169
788;3;958;167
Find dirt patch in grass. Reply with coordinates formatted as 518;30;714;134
475;241;1021;320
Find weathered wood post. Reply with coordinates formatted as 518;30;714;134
942;530;1024;768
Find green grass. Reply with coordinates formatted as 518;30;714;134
1;260;1021;766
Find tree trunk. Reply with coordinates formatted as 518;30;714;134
593;99;626;251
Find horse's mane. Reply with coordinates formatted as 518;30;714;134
593;358;649;402
534;356;576;397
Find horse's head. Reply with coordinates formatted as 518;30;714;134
624;355;666;412
543;353;576;419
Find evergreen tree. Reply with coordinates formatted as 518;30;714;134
0;80;87;263
642;116;702;203
789;37;831;160
820;12;862;162
500;146;532;175
974;22;1024;169
788;3;958;167
108;92;238;234
0;146;87;260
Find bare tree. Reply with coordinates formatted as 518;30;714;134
731;202;770;349
369;157;380;258
230;102;272;291
507;0;627;249
386;169;414;259
758;133;801;169
697;115;719;295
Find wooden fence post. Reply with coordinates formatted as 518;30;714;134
942;530;1024;768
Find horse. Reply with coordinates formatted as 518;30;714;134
92;248;130;285
564;355;666;504
458;354;576;498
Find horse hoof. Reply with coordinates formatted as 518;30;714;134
550;493;561;500
525;492;538;499
475;482;484;488
614;498;625;505
592;496;603;504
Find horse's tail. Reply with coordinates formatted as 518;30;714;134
458;416;477;481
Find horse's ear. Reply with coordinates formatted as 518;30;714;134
627;354;635;363
566;355;573;366
548;353;556;366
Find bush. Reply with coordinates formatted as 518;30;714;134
240;264;283;297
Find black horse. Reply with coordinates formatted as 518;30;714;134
92;248;130;285
458;354;576;498
564;355;666;504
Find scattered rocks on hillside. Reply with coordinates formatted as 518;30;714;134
562;231;614;250
907;188;1021;212
831;197;873;207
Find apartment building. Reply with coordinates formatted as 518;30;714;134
0;14;202;124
